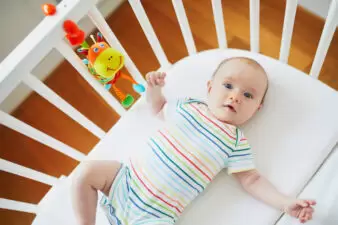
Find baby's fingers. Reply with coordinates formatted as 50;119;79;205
299;208;314;223
157;79;165;86
160;72;166;79
156;72;166;86
305;200;316;206
296;200;309;208
146;71;166;87
146;72;157;87
145;72;152;85
304;207;314;219
298;208;306;220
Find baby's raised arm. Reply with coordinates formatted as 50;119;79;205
145;71;167;117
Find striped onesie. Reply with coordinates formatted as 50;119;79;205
100;98;255;225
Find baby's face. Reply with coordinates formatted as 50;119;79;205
207;59;268;126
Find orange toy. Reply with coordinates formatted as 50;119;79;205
62;20;145;108
41;3;56;16
78;33;145;108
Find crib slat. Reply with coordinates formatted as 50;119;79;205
279;0;298;63
0;0;96;105
88;6;146;85
172;0;196;55
56;40;126;116
23;74;105;139
0;159;58;186
128;0;170;68
249;0;260;53
0;110;85;161
0;198;38;214
310;0;338;79
212;0;227;49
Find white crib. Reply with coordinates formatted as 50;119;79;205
1;0;338;224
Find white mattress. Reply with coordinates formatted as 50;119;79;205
33;49;338;225
277;145;338;225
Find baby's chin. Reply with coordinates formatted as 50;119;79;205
217;116;238;126
208;108;239;126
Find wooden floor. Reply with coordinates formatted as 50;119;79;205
1;0;337;224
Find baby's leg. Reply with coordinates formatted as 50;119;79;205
72;160;122;225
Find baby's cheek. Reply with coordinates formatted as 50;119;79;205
208;95;219;107
240;106;253;117
246;106;259;119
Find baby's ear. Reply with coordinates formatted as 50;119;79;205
207;80;212;93
258;104;263;111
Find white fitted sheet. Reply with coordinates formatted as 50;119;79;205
33;49;338;225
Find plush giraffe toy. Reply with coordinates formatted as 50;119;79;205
63;20;145;108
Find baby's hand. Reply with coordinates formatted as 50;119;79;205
284;199;316;223
145;71;167;114
146;71;166;88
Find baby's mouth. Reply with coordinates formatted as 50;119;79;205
223;104;237;113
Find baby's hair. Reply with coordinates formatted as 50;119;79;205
211;57;269;104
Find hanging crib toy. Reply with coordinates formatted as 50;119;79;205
63;20;145;108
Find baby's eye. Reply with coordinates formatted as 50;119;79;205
224;83;233;89
244;92;253;99
99;43;105;48
93;47;99;53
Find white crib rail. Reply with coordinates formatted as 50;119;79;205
172;0;197;55
22;73;105;139
128;0;171;68
0;0;96;105
212;0;228;49
279;0;298;63
0;110;85;161
0;158;58;186
0;0;141;214
0;158;58;213
250;0;260;53
0;198;38;214
310;0;338;79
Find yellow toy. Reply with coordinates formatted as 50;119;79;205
78;33;145;108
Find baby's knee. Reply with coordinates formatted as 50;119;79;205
72;161;98;189
72;160;121;195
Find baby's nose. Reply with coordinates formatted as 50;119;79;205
229;94;241;104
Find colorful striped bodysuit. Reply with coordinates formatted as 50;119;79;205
100;98;255;225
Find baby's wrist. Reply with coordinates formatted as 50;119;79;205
146;87;165;105
282;205;289;214
146;86;162;98
281;197;296;213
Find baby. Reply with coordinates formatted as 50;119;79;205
72;57;316;225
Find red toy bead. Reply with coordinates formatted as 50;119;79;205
63;20;80;34
63;20;85;46
66;30;85;46
41;4;56;16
